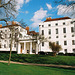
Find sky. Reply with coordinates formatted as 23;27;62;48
0;0;75;32
16;0;63;32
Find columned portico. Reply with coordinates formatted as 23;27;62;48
18;40;38;54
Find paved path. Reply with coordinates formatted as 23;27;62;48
0;60;75;69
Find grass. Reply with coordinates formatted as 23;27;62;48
0;62;75;75
0;53;75;66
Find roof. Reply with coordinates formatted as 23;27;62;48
28;31;38;35
44;17;71;22
0;24;25;29
0;24;19;28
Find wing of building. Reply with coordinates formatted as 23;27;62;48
39;17;75;54
0;21;38;54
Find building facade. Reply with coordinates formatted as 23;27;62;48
0;22;38;54
39;17;75;54
0;17;75;54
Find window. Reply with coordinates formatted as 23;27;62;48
71;27;74;32
56;28;58;34
71;21;73;24
49;29;51;35
14;44;16;47
5;34;7;38
5;40;6;42
0;44;1;48
64;41;67;45
63;22;65;25
32;50;35;53
48;24;51;26
5;30;7;32
64;49;67;53
63;28;66;33
72;40;75;45
55;23;58;26
42;30;44;35
42;25;44;27
64;35;66;38
56;36;58;38
9;44;11;48
15;33;17;38
49;42;51;46
10;34;11;38
4;44;6;48
72;35;74;37
42;42;44;46
27;50;29;53
56;41;59;45
19;34;22;38
49;37;51;39
73;49;75;53
0;34;1;38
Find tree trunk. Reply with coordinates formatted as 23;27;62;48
53;52;57;56
8;28;14;65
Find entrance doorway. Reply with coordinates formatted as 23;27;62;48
20;43;24;53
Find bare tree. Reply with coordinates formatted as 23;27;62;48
8;26;14;65
49;42;62;56
0;0;18;22
54;0;75;18
0;0;25;65
7;21;27;65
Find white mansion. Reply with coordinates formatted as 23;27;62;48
39;17;75;54
0;17;75;54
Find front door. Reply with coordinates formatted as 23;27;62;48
20;43;24;54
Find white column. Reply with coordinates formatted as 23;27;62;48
36;44;38;54
30;42;32;54
17;42;21;54
24;42;26;54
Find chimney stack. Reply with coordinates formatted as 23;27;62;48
12;21;16;25
0;24;2;28
46;17;51;20
25;27;29;34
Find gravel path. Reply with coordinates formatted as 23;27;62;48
0;60;75;69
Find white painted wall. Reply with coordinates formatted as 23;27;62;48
39;18;75;53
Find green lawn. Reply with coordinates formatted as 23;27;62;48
0;62;75;75
0;53;75;66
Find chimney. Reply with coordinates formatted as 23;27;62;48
46;17;51;20
49;17;51;19
25;27;29;34
0;24;2;28
12;21;16;25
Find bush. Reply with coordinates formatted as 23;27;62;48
65;53;75;56
38;51;46;55
0;51;17;54
58;53;64;56
45;52;54;56
0;53;75;66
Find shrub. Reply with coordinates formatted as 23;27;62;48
58;53;64;56
38;51;46;55
45;52;54;56
65;53;75;56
